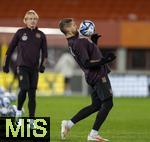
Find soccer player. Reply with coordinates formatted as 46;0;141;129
59;18;116;141
3;10;48;128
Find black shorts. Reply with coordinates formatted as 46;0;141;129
17;66;39;90
91;75;113;103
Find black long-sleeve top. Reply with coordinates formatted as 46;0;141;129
5;27;48;69
67;33;110;86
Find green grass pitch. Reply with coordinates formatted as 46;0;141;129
22;95;150;142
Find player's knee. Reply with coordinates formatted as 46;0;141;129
29;88;36;93
28;89;36;100
101;98;113;112
92;103;101;111
20;83;29;91
19;89;27;94
108;100;113;110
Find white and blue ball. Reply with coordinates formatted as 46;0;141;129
79;20;95;36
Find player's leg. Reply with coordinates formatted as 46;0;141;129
28;89;36;117
17;90;27;115
8;72;16;92
16;66;29;125
71;91;101;123
88;75;113;141
92;98;113;130
28;88;36;129
88;98;113;141
61;87;101;139
28;70;38;129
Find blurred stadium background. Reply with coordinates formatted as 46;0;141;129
0;0;150;97
0;0;150;141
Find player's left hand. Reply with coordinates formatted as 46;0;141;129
39;65;45;73
91;33;101;45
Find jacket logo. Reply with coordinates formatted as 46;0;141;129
36;33;41;38
22;33;28;41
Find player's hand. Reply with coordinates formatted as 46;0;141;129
105;53;116;62
91;33;101;45
39;65;45;73
3;65;9;73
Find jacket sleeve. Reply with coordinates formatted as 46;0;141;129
85;53;116;69
4;30;20;67
40;33;48;67
84;59;105;69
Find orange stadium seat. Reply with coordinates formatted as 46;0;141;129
0;0;150;20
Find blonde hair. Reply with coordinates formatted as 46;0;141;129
23;10;39;24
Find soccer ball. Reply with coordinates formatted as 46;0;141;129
79;20;95;36
2;97;11;108
0;107;9;117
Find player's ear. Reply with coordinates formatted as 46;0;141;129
23;18;27;24
65;27;71;35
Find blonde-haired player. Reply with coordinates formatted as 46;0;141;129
3;10;48;128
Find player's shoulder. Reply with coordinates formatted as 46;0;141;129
18;28;45;34
17;27;27;32
77;36;92;44
12;28;25;37
36;29;46;39
36;29;45;36
15;28;25;34
16;27;33;35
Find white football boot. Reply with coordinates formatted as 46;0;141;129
87;134;109;142
61;120;70;140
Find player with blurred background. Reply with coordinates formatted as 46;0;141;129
3;10;48;128
59;18;116;142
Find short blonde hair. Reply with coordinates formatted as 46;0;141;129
59;18;73;35
23;10;39;24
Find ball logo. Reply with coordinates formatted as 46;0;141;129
22;33;28;41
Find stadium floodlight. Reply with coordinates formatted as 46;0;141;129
0;27;63;35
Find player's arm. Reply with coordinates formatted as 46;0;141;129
77;39;116;70
77;39;102;69
39;33;48;73
84;54;116;69
3;30;19;73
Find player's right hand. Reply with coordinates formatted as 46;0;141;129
39;65;45;73
3;65;9;73
105;53;116;62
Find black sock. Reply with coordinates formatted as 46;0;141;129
71;104;100;124
17;89;27;110
28;89;36;117
93;98;113;131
